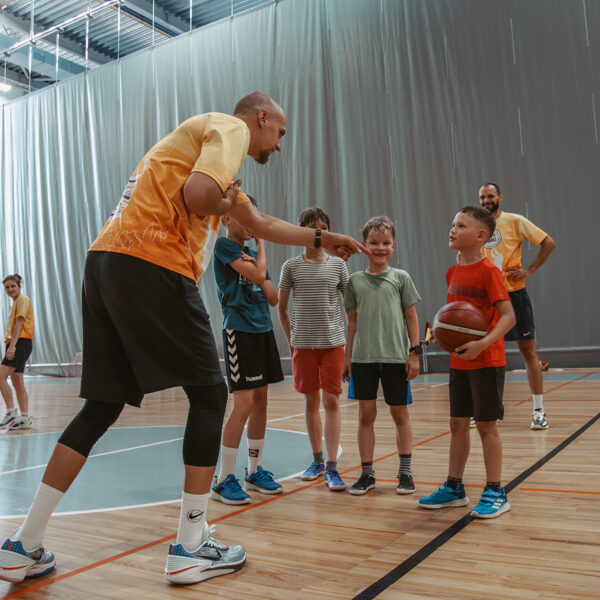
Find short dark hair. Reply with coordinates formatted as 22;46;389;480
481;182;501;195
234;92;282;116
361;215;395;241
297;207;331;230
458;205;496;240
3;273;22;286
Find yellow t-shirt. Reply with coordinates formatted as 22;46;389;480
5;294;34;344
89;113;251;282
482;211;548;292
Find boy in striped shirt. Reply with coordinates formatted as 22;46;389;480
278;208;349;491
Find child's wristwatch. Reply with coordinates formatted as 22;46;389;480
314;228;322;248
409;345;423;355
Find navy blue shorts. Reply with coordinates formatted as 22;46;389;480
505;288;536;341
80;252;224;406
449;367;505;421
348;363;413;406
2;338;33;373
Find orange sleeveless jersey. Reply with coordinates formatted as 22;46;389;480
5;294;34;344
89;113;251;282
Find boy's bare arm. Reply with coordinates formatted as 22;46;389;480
342;308;357;381
404;304;420;380
277;288;292;347
453;300;516;360
261;280;279;306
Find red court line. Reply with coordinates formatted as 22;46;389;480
513;371;596;407
2;372;595;599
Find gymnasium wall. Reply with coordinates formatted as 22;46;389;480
1;0;598;370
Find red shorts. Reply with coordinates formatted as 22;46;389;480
291;345;345;395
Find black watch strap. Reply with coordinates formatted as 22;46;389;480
409;345;423;355
314;228;322;249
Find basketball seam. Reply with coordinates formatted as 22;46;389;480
432;320;487;337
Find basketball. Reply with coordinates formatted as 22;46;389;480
432;301;489;354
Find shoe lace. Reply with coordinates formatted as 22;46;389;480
253;468;275;483
223;475;243;491
327;470;342;483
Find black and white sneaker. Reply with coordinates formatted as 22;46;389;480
396;473;416;495
530;410;549;430
349;473;376;496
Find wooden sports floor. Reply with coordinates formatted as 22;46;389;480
1;368;599;600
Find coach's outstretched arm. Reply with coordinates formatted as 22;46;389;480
229;198;367;261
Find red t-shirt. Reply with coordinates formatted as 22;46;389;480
446;258;510;370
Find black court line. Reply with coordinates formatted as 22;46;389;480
353;410;600;600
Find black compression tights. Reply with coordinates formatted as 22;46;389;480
58;381;228;465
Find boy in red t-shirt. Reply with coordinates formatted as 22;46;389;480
418;206;516;518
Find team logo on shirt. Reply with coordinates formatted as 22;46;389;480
484;230;501;249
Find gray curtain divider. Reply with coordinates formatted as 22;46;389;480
1;0;598;369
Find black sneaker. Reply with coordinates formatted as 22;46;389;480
396;473;416;495
349;473;375;496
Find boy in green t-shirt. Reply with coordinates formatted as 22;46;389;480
343;216;422;496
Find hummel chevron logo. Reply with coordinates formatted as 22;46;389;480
228;344;237;355
230;363;239;374
230;373;240;382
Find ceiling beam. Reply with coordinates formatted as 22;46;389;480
121;0;189;36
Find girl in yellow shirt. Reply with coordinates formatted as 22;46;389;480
0;274;34;430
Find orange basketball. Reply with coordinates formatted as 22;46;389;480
433;301;488;354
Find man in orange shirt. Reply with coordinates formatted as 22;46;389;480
0;92;365;586
479;183;556;430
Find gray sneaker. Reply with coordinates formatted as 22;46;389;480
165;524;246;584
0;538;55;582
0;412;18;430
530;410;549;430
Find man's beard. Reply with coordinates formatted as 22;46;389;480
255;150;270;164
483;201;499;214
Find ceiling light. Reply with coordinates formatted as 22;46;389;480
0;82;12;92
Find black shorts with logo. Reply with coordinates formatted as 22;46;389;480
222;328;283;392
505;288;536;341
2;338;33;373
80;252;224;406
449;366;505;422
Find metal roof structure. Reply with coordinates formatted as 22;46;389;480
0;0;271;103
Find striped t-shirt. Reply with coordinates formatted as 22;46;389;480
279;254;348;349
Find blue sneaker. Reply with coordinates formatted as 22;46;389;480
324;469;346;491
470;487;511;519
212;474;251;505
0;538;55;582
418;483;469;509
301;461;325;481
244;466;283;495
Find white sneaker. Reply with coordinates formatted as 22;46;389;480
0;412;18;429
165;523;246;585
530;410;549;430
469;417;476;429
0;538;55;582
9;415;32;430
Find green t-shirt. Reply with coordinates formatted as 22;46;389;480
344;268;421;363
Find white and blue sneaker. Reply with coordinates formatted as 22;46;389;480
165;524;246;585
244;466;283;495
301;461;325;481
0;538;55;582
324;469;346;491
470;487;511;519
212;475;251;505
418;483;469;509
0;411;18;430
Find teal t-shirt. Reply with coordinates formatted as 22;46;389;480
344;268;421;363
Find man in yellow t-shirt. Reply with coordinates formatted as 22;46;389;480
479;183;556;431
0;92;366;587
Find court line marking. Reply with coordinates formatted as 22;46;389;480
2;373;593;598
513;371;595;407
353;422;600;596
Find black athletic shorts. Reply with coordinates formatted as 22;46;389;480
505;288;536;341
80;252;224;406
348;363;413;406
2;338;33;373
449;367;505;421
222;329;284;392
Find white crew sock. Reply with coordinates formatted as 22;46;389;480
218;445;239;482
176;491;209;552
247;438;264;474
14;483;64;550
532;394;544;411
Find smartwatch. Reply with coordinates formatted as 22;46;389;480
314;228;322;249
409;345;423;355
